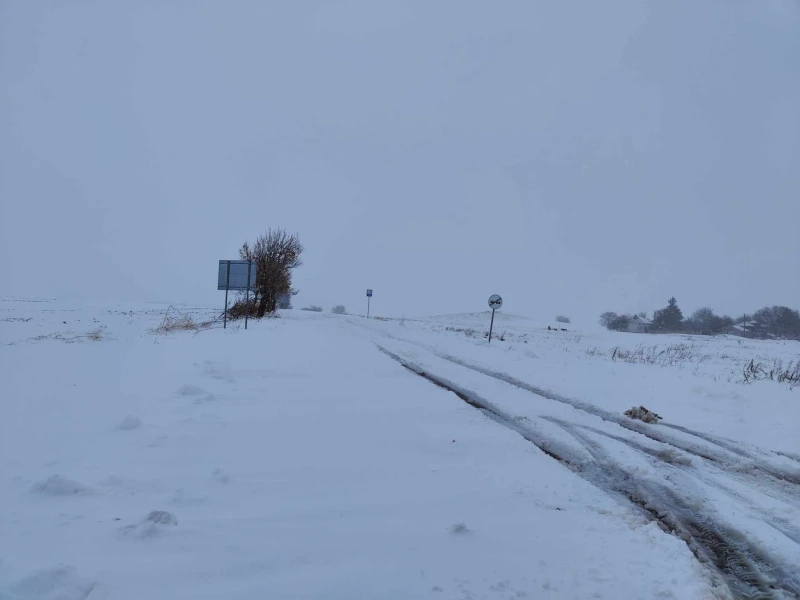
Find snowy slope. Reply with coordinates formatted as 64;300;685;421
1;300;798;599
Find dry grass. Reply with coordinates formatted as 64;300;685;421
609;343;710;367
86;327;104;341
151;306;219;335
741;358;800;389
445;326;479;338
28;332;83;344
23;326;108;344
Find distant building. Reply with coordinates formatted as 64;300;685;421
628;315;653;333
720;321;761;338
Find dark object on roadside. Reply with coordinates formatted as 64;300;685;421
624;405;662;424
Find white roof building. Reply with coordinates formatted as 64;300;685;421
628;315;653;333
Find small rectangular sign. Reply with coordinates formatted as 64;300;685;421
366;289;373;297
218;260;257;291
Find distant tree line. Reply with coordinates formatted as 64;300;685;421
600;297;800;339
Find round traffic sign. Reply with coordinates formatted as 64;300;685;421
488;294;503;309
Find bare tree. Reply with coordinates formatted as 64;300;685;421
753;306;800;338
687;307;716;333
331;305;346;315
686;307;735;334
555;315;571;324
609;314;632;332
239;229;303;317
599;312;618;329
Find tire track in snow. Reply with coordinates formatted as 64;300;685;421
410;345;800;487
537;416;800;600
355;321;800;505
557;422;800;544
377;345;800;600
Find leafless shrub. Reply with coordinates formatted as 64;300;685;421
331;305;347;315
599;312;618;328
301;305;323;312
227;298;256;320
585;346;603;357
555;315;571;324
238;228;303;317
372;316;390;321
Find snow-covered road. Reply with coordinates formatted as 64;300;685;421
2;300;798;599
345;319;800;599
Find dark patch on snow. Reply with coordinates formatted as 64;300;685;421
120;510;178;539
30;475;91;497
116;415;142;431
10;566;96;600
450;523;471;535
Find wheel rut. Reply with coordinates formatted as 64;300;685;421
378;345;800;599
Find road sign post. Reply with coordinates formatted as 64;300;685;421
224;261;231;329
218;260;258;330
244;259;252;330
366;289;373;318
487;294;503;343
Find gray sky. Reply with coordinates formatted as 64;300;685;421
2;0;798;325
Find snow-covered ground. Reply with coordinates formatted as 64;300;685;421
1;299;799;599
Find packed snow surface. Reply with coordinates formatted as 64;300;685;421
2;299;799;599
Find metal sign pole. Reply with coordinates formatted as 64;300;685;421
223;261;231;329
244;259;252;330
218;260;258;328
487;294;502;344
367;296;370;319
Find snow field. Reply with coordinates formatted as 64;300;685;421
4;300;792;598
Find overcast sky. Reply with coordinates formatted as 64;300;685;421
1;0;798;325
